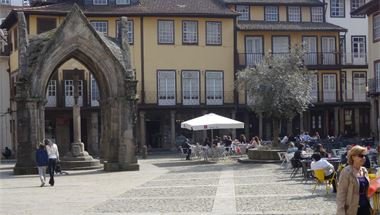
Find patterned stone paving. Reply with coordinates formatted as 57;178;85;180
86;160;337;214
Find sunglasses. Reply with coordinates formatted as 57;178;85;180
355;154;366;158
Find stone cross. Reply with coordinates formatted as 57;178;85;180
72;73;83;155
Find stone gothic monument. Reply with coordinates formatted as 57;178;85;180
14;4;139;174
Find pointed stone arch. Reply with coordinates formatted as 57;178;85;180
14;5;139;174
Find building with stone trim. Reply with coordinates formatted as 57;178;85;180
353;0;380;142
319;0;371;138
0;0;372;158
0;4;21;158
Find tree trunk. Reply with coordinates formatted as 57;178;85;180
272;118;280;147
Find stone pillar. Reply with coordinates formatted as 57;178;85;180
201;110;207;140
14;98;41;175
139;111;146;150
87;112;99;157
334;107;340;137
60;75;100;170
231;110;236;138
287;116;293;136
299;112;304;134
170;110;176;150
354;108;360;136
259;113;263;138
244;111;249;137
370;98;377;139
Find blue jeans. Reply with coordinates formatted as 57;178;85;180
48;158;57;185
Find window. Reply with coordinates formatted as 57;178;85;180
90;21;108;35
93;0;107;5
303;36;317;65
311;7;323;22
288;7;301;22
182;21;198;44
37;17;57;34
323;74;337;102
353;72;366;101
321;37;336;64
310;74;318;102
351;0;365;18
272;36;289;56
206;22;222;45
46;80;57;107
158;71;176;105
245;36;263;66
236;5;250;21
265;6;278;21
182;71;199;105
376;62;380;92
91;75;100;107
0;0;10;5
158;20;174;44
116;20;133;44
374;14;380;41
206;71;223;105
351;36;366;64
116;0;130;5
330;0;345;17
65;80;83;107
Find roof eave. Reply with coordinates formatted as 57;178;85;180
9;10;238;18
351;0;379;16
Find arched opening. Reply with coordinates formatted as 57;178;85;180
44;58;102;158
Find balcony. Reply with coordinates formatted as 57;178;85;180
341;52;367;66
237;52;341;68
368;78;380;96
237;53;264;67
139;90;234;106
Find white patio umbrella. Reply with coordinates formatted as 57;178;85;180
181;113;244;139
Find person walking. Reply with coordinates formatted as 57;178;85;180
45;139;59;186
336;145;371;215
35;143;49;187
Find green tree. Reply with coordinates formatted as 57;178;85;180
236;46;312;146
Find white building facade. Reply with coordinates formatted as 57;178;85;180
323;0;370;137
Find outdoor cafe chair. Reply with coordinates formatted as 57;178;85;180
277;152;287;168
290;159;302;178
312;169;336;195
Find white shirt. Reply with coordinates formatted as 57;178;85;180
46;143;59;159
310;159;334;176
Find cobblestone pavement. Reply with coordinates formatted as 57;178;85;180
0;155;337;215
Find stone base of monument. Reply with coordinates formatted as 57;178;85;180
14;165;38;175
240;148;285;163
60;142;102;170
60;153;102;170
104;162;139;171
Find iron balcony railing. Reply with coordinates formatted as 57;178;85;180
368;78;380;95
140;90;234;105
238;52;341;67
341;52;367;65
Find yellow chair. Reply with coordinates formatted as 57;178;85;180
312;169;336;194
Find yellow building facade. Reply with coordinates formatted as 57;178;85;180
0;0;373;153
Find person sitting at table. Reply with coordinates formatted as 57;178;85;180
293;143;307;160
182;139;192;160
340;145;353;165
310;153;337;193
287;142;298;153
314;144;328;158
